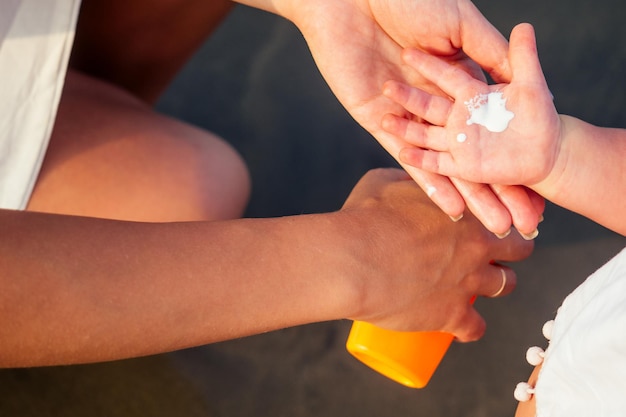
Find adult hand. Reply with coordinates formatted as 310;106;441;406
256;0;544;235
339;168;533;342
0;167;532;366
381;24;553;235
383;24;560;187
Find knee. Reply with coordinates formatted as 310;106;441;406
149;123;252;221
175;129;251;222
28;71;251;222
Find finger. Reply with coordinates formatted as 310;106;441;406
490;184;541;238
526;187;546;219
382;80;452;126
382;114;449;151
376;131;465;220
401;164;466;220
402;48;479;100
508;23;546;86
459;0;512;83
374;130;466;219
451;178;514;235
486;225;535;264
399;147;461;178
468;264;518;303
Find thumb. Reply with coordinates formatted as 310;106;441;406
509;23;547;86
459;1;512;83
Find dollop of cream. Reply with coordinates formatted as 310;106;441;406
464;92;514;133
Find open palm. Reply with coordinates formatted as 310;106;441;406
289;0;544;234
383;24;561;186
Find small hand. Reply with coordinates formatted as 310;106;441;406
288;0;542;235
382;23;561;186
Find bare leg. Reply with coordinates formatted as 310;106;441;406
35;1;249;221
27;70;250;222
70;0;234;103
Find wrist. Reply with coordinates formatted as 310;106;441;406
272;210;371;326
530;114;571;199
318;210;373;323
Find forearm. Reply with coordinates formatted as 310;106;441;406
533;115;626;235
0;209;354;366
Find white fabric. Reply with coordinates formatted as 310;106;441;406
0;0;81;209
536;247;626;417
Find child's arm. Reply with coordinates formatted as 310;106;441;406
381;23;625;235
534;116;626;235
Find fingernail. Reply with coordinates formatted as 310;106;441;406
520;229;539;240
539;214;545;223
495;229;511;239
449;213;464;222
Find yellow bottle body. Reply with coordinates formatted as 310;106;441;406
346;320;453;388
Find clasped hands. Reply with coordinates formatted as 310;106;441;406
290;0;548;237
380;23;557;239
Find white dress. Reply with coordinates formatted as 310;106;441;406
0;0;81;209
533;247;626;416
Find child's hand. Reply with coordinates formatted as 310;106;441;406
382;23;561;186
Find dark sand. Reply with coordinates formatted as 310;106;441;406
1;1;625;416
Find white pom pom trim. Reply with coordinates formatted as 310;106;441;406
542;320;554;340
514;381;535;402
526;346;545;366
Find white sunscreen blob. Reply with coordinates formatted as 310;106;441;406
456;133;467;143
426;185;437;197
464;92;514;132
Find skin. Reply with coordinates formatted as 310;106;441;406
270;0;545;235
382;23;626;235
2;168;531;366
28;71;251;222
1;0;536;366
73;0;542;235
379;21;625;414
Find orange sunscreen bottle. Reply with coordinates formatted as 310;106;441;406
346;296;476;388
346;322;453;388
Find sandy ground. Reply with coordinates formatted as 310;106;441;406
1;1;625;416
